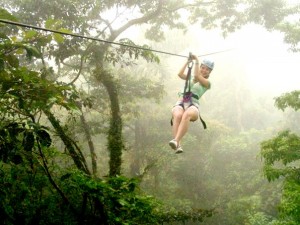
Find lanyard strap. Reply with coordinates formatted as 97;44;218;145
183;54;193;95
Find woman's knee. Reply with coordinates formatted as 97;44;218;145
183;110;198;121
172;106;183;114
173;112;183;120
182;113;192;121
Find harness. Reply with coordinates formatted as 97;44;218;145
171;53;207;129
182;56;194;102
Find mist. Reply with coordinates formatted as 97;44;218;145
1;0;300;224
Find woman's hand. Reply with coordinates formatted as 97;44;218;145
191;54;199;62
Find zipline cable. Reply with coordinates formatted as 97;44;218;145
0;19;234;58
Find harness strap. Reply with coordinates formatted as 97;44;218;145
192;93;199;100
199;116;207;129
183;57;193;96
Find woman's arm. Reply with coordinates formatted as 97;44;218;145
195;73;210;88
177;61;189;80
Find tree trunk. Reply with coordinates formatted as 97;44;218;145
95;68;123;177
130;120;143;176
44;109;90;175
234;75;244;132
79;107;97;176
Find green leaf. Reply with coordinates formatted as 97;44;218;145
6;54;19;68
0;32;9;40
15;48;25;55
53;33;64;43
0;58;4;71
24;30;38;40
118;199;128;206
0;8;18;22
45;19;56;29
58;28;72;35
24;45;41;58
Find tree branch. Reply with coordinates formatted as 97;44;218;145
109;0;164;42
36;141;78;215
68;54;85;85
164;1;217;12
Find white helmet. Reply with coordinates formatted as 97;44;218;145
202;59;214;70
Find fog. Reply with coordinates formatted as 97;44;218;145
215;25;300;95
2;1;300;224
124;22;300;99
184;25;299;95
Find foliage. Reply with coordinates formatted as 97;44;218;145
261;131;300;175
260;130;300;225
67;172;162;225
187;0;300;48
245;212;275;225
260;90;300;225
276;14;300;52
274;91;300;112
0;159;213;225
277;180;300;224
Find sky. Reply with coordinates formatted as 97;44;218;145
212;25;300;95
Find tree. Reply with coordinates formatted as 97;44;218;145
260;91;300;225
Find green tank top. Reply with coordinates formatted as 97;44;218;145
190;81;210;99
178;81;211;100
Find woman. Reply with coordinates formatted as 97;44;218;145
169;54;214;153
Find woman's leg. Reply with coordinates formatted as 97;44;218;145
171;106;184;138
174;106;199;144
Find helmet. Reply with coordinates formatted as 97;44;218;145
201;59;214;70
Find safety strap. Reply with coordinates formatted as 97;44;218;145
183;54;193;96
199;116;207;129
